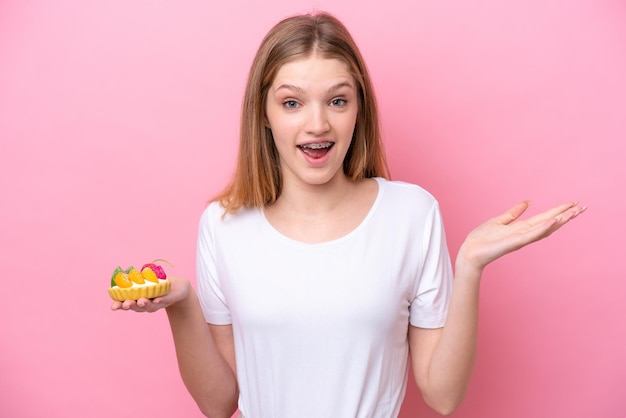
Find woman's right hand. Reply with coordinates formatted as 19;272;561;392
110;275;192;313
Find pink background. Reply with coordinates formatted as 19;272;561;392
1;0;624;417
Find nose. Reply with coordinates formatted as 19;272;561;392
305;104;330;135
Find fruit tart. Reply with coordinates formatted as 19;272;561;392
108;259;172;301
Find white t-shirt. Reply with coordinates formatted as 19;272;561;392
197;178;454;418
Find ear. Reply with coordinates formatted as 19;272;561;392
263;114;271;129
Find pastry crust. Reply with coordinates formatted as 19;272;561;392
108;280;171;301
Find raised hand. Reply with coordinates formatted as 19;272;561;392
110;275;191;313
457;201;586;273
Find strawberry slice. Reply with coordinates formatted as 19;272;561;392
140;259;173;280
141;263;166;280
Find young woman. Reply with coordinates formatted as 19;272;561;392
112;11;586;418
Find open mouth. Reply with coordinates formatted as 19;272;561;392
298;141;334;158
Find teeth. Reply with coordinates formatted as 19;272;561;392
301;142;333;149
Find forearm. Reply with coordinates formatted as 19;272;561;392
166;290;238;418
421;261;482;414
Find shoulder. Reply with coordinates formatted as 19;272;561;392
376;178;439;209
371;178;445;230
199;201;224;228
200;201;256;222
199;201;263;237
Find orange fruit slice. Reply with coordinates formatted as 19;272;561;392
141;267;159;283
114;272;133;288
127;268;145;285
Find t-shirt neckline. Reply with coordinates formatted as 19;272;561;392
259;177;386;247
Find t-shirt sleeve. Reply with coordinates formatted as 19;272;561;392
196;203;232;325
409;200;454;328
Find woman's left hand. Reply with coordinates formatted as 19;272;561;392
457;200;586;273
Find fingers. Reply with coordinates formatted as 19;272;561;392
110;297;163;313
570;206;586;220
496;201;530;225
498;200;585;230
528;201;586;228
539;201;579;221
554;203;587;223
548;203;587;232
525;202;587;243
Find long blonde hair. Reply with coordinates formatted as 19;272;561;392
214;11;390;214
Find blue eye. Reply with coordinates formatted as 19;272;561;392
283;100;299;109
330;98;347;107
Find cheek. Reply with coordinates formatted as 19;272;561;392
266;106;295;131
268;126;292;153
336;111;358;137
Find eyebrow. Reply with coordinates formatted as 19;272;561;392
274;81;355;94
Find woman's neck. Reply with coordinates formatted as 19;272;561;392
273;173;356;217
263;175;379;243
